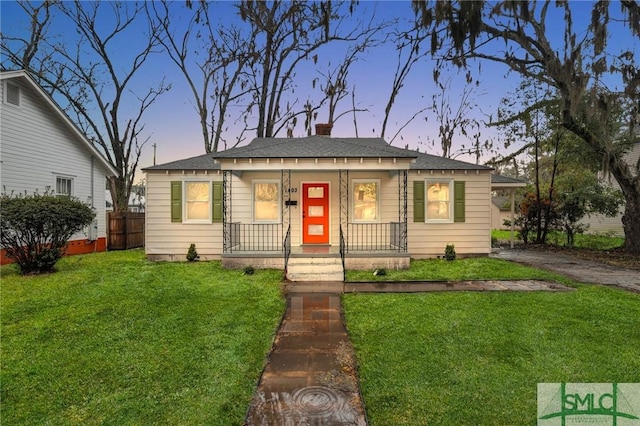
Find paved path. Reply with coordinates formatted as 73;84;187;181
492;248;640;292
244;289;366;425
244;278;575;425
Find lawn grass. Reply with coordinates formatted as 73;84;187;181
1;249;285;425
343;286;640;425
346;257;566;283
492;229;624;250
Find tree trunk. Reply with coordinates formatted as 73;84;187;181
621;190;640;254
561;111;640;254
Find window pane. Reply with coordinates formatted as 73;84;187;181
254;183;279;221
187;182;209;202
187;202;209;220
308;186;324;198
308;224;324;235
56;177;72;196
427;182;450;220
354;182;378;221
308;206;324;217
186;182;210;220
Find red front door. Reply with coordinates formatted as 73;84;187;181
302;183;329;244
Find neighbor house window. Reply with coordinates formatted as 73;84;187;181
4;82;20;106
185;181;211;222
253;180;280;223
352;180;379;222
426;180;453;221
55;176;73;196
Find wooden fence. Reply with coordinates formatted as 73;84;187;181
108;212;145;250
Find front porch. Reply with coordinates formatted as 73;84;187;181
220;223;410;280
220;169;410;280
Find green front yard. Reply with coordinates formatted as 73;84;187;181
343;286;640;425
3;251;638;425
1;250;284;425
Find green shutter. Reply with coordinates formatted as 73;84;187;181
212;181;223;223
413;180;425;222
454;181;465;223
170;181;182;223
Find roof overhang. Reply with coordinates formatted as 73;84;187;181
214;156;415;171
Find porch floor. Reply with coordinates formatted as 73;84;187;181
223;245;409;258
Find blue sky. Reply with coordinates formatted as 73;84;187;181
1;1;637;177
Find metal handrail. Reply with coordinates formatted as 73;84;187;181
339;225;347;281
283;225;291;273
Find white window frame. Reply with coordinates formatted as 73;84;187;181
351;179;381;223
54;175;74;197
425;179;454;223
252;179;281;224
183;180;212;224
4;81;20;107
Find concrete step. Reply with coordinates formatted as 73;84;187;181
286;257;344;281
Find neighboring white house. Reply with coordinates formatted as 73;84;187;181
0;70;117;264
584;140;639;237
144;124;525;281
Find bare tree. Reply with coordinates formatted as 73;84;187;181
237;0;375;138
425;75;486;160
413;0;640;254
380;21;430;142
148;1;253;153
2;1;169;212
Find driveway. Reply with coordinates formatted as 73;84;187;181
492;248;640;292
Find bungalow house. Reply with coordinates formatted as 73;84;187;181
0;70;117;264
144;125;523;280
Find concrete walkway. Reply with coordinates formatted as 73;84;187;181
492;248;640;292
244;277;575;425
244;288;367;425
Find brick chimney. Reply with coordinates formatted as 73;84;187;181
315;123;332;136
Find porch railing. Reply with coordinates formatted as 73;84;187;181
339;225;347;280
223;222;283;253
346;222;407;252
283;225;291;272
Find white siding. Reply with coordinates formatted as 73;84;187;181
146;169;494;259
586;142;639;236
0;78;110;240
145;171;224;259
408;170;492;257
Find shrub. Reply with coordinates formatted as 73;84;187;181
444;244;456;261
373;268;387;276
186;243;199;261
0;193;95;274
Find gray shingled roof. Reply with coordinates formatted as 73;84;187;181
214;136;419;159
491;174;528;185
145;137;499;171
410;151;492;171
142;153;218;171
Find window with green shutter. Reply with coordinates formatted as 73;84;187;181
416;179;466;223
212;181;223;223
413;181;425;222
454;181;465;222
170;181;182;222
171;181;222;223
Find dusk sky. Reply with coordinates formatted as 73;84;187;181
1;1;637;179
